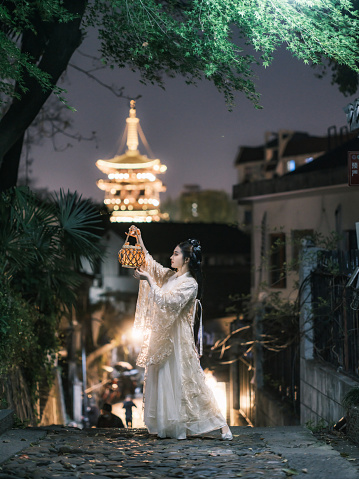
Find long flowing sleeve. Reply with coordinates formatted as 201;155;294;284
135;275;198;368
133;252;174;332
150;281;197;329
143;252;172;285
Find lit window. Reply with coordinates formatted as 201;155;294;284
305;157;314;164
287;160;296;172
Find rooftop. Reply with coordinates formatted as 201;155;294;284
107;222;250;256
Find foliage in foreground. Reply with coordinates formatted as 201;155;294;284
0;186;103;404
2;0;359;108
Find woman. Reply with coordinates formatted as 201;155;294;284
131;225;232;440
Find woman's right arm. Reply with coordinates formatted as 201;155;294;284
129;225;171;283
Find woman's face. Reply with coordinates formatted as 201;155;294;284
170;245;184;270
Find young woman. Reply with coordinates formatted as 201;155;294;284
131;225;232;440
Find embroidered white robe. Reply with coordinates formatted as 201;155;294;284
134;253;226;439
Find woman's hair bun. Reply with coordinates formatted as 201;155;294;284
188;238;201;250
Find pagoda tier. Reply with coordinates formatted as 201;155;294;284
96;101;167;223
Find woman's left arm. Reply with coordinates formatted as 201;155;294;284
151;279;197;314
133;268;154;287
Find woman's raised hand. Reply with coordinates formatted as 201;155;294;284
129;225;141;236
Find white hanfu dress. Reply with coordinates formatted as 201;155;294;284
134;253;226;439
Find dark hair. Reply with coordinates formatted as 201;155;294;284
178;238;203;300
102;403;112;412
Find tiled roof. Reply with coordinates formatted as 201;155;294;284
283;135;329;157
234;146;264;165
287;136;359;175
107;222;250;255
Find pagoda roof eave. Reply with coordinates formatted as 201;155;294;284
96;153;160;171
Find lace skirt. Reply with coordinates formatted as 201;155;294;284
143;320;226;439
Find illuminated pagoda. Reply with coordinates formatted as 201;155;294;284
96;100;167;223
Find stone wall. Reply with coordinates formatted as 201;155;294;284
255;388;299;427
300;358;358;426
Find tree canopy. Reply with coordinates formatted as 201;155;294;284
1;0;359;189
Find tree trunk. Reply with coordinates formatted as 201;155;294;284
0;0;88;192
0;134;25;191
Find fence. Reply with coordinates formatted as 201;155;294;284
311;249;359;378
262;339;300;415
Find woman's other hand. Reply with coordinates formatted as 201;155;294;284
134;268;151;283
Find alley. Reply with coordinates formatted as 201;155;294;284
1;426;359;479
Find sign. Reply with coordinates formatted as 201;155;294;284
348;151;359;186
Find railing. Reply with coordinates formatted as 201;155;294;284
311;250;359;378
262;340;300;415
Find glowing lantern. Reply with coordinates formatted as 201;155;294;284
118;227;145;268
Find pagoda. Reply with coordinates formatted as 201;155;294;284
96;101;167;223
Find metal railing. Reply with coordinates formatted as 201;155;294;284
311;250;359;378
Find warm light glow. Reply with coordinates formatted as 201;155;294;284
124;199;129;204
131;327;144;343
114;205;119;210
111;188;117;194
160;165;167;172
152;199;159;206
204;370;227;420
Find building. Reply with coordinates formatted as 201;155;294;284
232;133;359;427
96;101;167;223
234;128;356;230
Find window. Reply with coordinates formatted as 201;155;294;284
287;160;296;172
344;229;357;251
244;210;252;225
269;233;286;288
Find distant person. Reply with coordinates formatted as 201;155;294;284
123;396;137;428
87;404;100;427
97;403;124;428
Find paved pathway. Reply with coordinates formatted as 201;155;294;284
0;426;358;479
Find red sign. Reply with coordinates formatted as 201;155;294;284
348;151;359;186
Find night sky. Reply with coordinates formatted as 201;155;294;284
28;32;359;204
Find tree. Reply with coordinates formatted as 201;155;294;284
180;189;238;223
0;186;103;418
2;0;359;190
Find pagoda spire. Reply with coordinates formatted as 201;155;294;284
126;100;139;152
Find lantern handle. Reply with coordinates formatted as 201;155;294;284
124;227;142;246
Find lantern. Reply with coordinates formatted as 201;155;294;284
118;228;145;268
